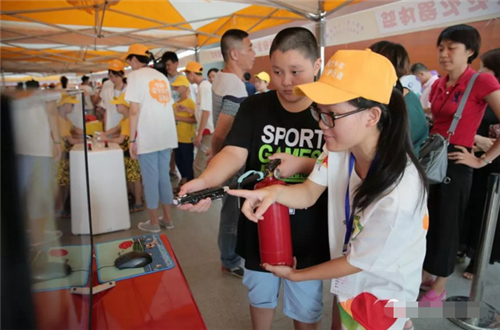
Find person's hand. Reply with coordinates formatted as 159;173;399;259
448;146;484;169
475;135;495;153
269;153;302;179
53;143;62;161
130;142;138;160
176;104;188;113
261;257;298;280
227;186;278;222
194;134;202;149
176;178;212;212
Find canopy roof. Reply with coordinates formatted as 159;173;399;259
0;0;372;73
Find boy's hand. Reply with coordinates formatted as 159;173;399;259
176;178;212;212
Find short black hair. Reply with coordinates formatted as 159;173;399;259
481;48;500;83
221;29;249;62
243;72;251;81
185;70;203;76
102;77;109;84
126;54;151;64
26;79;39;89
410;63;429;74
81;76;89;83
161;51;178;64
108;69;125;77
369;41;410;79
207;68;219;76
437;24;481;64
269;27;319;63
60;76;68;88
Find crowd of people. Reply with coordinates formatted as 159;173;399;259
10;21;500;330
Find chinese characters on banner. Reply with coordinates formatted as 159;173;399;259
374;0;500;34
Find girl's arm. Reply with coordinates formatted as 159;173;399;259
109;135;126;144
449;90;500;167
175;115;197;123
263;256;362;282
228;178;326;222
102;124;121;137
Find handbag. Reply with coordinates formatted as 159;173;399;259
489;124;500;139
419;72;480;184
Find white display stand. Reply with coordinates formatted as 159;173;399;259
70;143;131;235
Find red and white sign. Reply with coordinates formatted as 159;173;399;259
375;0;500;34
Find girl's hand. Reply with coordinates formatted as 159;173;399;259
269;153;301;179
262;257;298;281
227;187;278;222
130;142;138;160
448;146;484;169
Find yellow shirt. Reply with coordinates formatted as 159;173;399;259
57;115;73;151
173;98;196;143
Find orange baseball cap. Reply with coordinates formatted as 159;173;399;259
183;61;203;74
125;44;149;58
294;49;397;105
170;75;190;88
109;59;125;71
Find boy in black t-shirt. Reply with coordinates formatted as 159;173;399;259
178;28;330;329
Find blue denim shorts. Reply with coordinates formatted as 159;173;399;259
242;268;324;324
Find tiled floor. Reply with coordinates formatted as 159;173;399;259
59;199;500;330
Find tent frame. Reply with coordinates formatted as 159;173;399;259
0;0;356;73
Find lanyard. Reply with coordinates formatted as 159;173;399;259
343;153;377;254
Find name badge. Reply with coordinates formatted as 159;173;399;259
331;275;356;299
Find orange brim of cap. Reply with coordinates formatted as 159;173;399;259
294;81;359;105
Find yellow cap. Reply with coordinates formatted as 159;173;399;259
110;93;130;107
170;75;190;88
294;49;397;105
57;93;79;107
183;61;203;74
255;71;271;83
109;59;125;71
125;44;149;58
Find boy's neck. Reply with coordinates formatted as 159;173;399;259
179;95;188;102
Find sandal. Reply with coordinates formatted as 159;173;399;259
130;204;145;213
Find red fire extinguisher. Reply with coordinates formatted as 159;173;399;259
254;175;293;267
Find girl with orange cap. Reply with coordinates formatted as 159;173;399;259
229;49;428;330
99;59;127;135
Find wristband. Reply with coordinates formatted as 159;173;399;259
130;140;136;143
481;154;492;165
53;141;61;144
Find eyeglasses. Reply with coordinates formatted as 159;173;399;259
310;104;368;128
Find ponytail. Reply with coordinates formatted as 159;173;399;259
350;88;428;213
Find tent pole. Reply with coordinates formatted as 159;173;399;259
195;34;200;62
1;68;6;90
315;12;326;77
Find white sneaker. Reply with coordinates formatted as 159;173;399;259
158;216;174;230
138;220;161;233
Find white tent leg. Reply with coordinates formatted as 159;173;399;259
195;34;200;62
315;14;326;77
1;68;5;89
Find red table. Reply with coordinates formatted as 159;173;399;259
35;234;206;330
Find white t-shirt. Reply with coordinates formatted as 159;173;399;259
12;90;61;157
80;84;94;111
308;148;428;330
99;80;124;131
196;80;214;134
420;75;439;110
125;67;178;154
212;71;248;126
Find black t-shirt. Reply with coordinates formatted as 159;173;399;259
224;91;330;272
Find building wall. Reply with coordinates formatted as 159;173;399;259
248;18;500;90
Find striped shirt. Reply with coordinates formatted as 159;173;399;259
211;71;248;127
